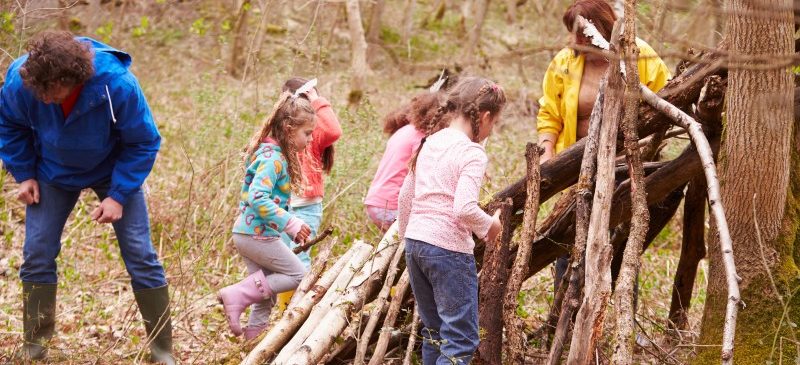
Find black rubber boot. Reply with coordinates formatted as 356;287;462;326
19;282;57;361
134;285;176;365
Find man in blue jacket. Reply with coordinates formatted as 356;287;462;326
0;31;174;364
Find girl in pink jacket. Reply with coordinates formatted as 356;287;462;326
364;92;444;232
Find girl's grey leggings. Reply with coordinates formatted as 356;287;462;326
233;233;307;327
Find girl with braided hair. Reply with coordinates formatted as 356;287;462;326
396;77;506;364
217;87;317;340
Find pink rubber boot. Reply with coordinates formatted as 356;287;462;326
243;323;268;341
217;270;272;336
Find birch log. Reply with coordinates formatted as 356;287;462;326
240;242;367;365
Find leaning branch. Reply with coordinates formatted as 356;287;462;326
639;85;740;364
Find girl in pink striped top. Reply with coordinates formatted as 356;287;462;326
397;77;506;364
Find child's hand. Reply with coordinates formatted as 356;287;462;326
304;88;320;102
295;224;312;243
486;209;502;243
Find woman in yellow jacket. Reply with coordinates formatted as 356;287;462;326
537;0;671;163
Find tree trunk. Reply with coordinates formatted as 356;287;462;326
345;0;369;105
462;0;489;64
697;1;798;363
227;0;251;79
365;0;385;64
401;0;417;47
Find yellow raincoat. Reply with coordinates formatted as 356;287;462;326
537;38;671;153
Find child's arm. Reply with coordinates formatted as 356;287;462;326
452;147;494;240
311;96;343;150
247;157;296;233
397;171;415;239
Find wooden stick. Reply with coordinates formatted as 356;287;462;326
668;175;707;331
503;143;541;364
368;269;411;365
639;84;740;363
292;226;334;254
567;25;625;363
240;242;367;365
402;306;420;365
287;236;337;308
477;198;514;364
547;66;608;365
612;2;648;362
354;236;407;365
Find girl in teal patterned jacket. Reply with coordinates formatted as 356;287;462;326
218;87;317;340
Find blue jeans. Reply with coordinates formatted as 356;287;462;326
20;182;167;290
280;202;323;269
405;238;479;365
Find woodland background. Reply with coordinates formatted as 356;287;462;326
1;0;794;364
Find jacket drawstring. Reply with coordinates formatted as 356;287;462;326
105;85;117;124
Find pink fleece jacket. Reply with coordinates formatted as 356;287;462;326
397;128;493;254
365;124;425;210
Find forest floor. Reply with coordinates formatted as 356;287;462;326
0;1;710;363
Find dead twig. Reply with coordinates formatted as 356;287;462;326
292;226;335;254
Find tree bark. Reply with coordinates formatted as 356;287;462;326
476;198;513;364
462;0;489;64
697;0;798;363
345;0;370;105
227;0;251;78
401;0;417;47
503;144;541;365
365;0;385;64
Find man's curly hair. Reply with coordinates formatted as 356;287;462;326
19;31;94;99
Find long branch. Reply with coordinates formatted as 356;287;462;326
503;143;541;364
547;72;607;365
612;2;648;363
639;85;740;364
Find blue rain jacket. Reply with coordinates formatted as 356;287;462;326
0;37;160;205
